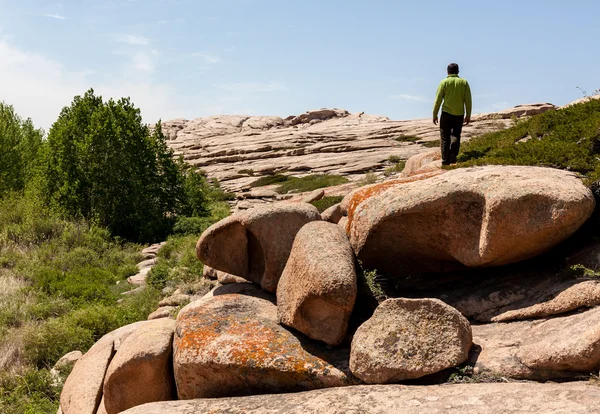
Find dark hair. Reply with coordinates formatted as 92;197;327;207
447;63;459;75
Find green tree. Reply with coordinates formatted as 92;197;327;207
41;89;190;241
0;103;44;194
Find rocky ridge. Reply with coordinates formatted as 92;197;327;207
163;103;556;196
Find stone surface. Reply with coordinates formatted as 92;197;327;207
203;265;218;280
103;319;176;414
127;266;151;286
162;105;553;196
53;350;83;372
174;289;355;399
217;271;250;284
148;306;177;320
196;203;322;292
321;203;343;224
122;382;600;414
301;189;325;203
401;148;442;177
566;241;600;271
60;321;146;414
277;221;357;345
347;166;595;276
350;298;472;383
475;103;556;120
136;258;157;270
158;294;190;307
425;269;600;323
472;305;600;380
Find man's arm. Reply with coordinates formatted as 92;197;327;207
433;81;445;125
464;81;472;125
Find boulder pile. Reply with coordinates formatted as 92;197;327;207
60;160;600;414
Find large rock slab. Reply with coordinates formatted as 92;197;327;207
277;221;357;346
174;289;355;399
401;148;442;177
122;382;600;414
102;319;177;414
60;321;146;414
347;166;594;276
472;305;600;380
163;105;553;195
350;298;472;383
196;203;321;292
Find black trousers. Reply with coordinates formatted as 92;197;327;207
440;111;464;164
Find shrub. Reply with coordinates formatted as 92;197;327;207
384;160;406;177
0;368;61;413
359;172;378;186
456;98;600;183
250;174;289;187
276;174;349;194
395;135;420;143
311;196;344;212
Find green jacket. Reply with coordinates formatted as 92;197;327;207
433;74;472;117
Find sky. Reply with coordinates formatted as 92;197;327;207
0;0;598;131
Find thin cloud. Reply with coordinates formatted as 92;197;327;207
45;13;67;20
389;94;429;102
191;52;221;64
216;81;288;93
130;50;158;73
116;34;150;46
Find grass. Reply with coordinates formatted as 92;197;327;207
0;192;231;411
359;172;379;186
249;174;289;187
250;173;349;194
310;196;344;213
395;135;420;143
384;160;406;177
277;174;349;194
456;98;600;183
238;169;255;176
421;140;441;148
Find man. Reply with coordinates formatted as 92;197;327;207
433;63;472;165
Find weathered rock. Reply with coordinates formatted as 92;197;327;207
217;271;249;284
301;189;325;203
174;290;355;399
202;265;218;280
277;221;357;345
127;267;151;286
348;166;595;276
321;203;343;224
163;105;543;196
122;382;600;414
53;350;83;372
141;243;165;258
247;189;279;199
103;319;176;414
338;216;348;230
60;321;146;414
475;103;557;120
158;294;190;307
401;148;442;177
472;305;600;380
350;298;472;383
562;95;600;108
196;203;322;292
566;241;600;271
148;306;177;320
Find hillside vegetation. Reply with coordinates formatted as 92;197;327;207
0;92;230;412
457;98;600;183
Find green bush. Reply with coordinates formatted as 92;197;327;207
0;102;44;194
311;196;344;212
276;174;349;194
456;99;600;183
395;135;419;143
0;368;61;413
250;173;289;187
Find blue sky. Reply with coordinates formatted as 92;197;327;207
0;0;598;130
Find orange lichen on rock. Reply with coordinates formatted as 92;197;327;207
173;291;355;399
343;171;444;232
